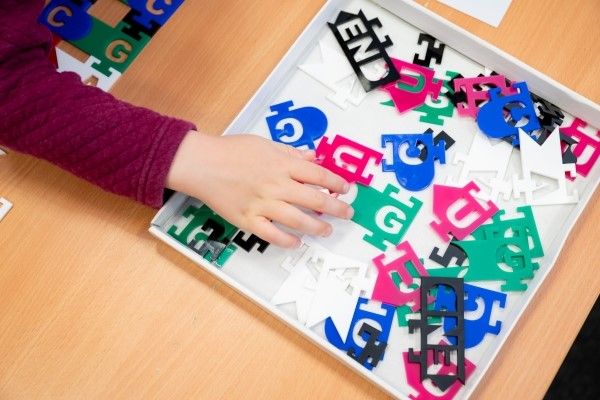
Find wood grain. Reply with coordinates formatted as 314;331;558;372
1;0;599;399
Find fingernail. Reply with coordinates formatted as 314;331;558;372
293;240;302;249
342;182;350;193
322;226;333;237
346;207;354;219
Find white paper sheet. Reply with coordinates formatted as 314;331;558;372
437;0;514;27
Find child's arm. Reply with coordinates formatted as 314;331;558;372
0;0;194;209
0;1;352;248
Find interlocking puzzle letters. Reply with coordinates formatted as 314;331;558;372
435;283;507;348
560;118;600;178
412;33;445;68
328;10;399;92
266;100;328;149
513;129;579;205
403;349;475;400
371;242;431;310
349;183;422;250
408;277;466;392
382;59;443;113
452;75;511;118
477;82;541;146
382;132;446;191
430;182;499;242
325;297;395;371
316;135;383;186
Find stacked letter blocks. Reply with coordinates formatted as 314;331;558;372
39;0;184;91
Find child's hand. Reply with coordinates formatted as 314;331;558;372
166;131;354;248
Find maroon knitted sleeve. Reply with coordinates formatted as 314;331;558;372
0;0;196;208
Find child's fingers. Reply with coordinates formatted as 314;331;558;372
301;149;316;161
249;216;301;249
284;182;353;219
264;201;332;238
290;160;350;195
275;143;314;161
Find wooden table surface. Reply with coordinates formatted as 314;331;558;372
1;0;599;399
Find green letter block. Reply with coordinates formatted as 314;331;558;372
167;204;238;267
429;206;543;292
70;17;151;75
350;183;422;251
414;71;459;126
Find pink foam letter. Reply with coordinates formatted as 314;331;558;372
453;75;512;118
430;182;499;242
381;59;442;113
371;242;430;310
316;135;383;186
560;118;600;178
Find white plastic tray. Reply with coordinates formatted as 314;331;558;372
150;1;600;398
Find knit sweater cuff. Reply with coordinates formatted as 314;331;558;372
138;117;195;208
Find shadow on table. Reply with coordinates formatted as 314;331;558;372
545;296;600;399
